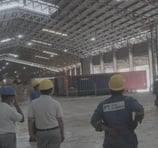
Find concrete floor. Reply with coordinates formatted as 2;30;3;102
17;92;158;148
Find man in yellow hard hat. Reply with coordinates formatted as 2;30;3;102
28;79;64;148
30;80;40;101
91;74;144;148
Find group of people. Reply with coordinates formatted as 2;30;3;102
0;79;64;148
0;74;145;148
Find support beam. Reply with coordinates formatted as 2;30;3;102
128;44;134;71
148;37;154;89
1;57;59;72
100;53;104;73
112;49;117;72
150;26;157;80
90;56;94;74
80;63;82;75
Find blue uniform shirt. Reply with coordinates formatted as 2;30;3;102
91;94;144;148
31;90;40;101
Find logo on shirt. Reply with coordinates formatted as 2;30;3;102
103;101;125;112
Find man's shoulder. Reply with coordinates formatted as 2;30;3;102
97;97;112;107
51;98;61;105
0;102;11;108
124;95;137;102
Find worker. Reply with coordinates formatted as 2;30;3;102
153;80;158;107
28;79;41;142
28;79;65;148
91;74;144;148
0;86;24;148
30;79;40;101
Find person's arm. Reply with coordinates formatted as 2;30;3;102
91;103;119;136
28;103;36;142
134;112;144;124
91;103;104;131
56;102;65;142
129;97;144;127
28;117;36;141
57;117;65;142
13;97;24;122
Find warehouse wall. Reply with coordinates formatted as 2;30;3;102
81;58;91;75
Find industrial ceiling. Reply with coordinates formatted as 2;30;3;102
0;0;158;81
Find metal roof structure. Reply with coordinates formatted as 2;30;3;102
0;0;158;80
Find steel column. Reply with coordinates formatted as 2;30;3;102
128;44;134;71
113;49;117;72
90;56;94;74
100;53;104;73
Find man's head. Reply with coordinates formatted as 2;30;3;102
0;86;16;104
108;74;125;94
39;79;54;95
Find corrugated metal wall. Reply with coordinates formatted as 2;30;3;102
122;71;147;92
54;71;147;96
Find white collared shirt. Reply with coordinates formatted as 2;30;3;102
28;95;63;129
0;102;23;134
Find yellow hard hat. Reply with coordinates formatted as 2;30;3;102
39;79;54;91
32;80;40;87
108;74;125;91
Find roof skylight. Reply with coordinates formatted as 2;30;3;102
42;28;68;37
0;38;14;43
0;0;59;15
31;39;52;46
35;55;50;60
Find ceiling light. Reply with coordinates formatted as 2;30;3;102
64;49;68;52
42;28;68;37
31;40;52;46
115;0;129;1
35;55;50;60
0;38;14;43
90;37;96;41
5;62;9;65
3;79;6;84
27;42;32;46
23;67;26;70
8;53;19;58
2;66;6;69
14;71;17;74
43;50;58;56
17;35;23;38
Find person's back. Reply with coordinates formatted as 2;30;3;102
91;74;144;148
28;79;64;148
0;103;20;134
30;95;62;129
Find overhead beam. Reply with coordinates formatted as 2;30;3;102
0;56;59;72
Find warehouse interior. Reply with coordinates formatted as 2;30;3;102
0;0;158;148
0;0;158;82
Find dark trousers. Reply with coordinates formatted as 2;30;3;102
0;133;16;148
36;128;61;148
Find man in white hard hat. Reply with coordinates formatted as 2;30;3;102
28;79;64;148
91;74;144;148
0;86;24;148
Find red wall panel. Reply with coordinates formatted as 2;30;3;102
121;71;147;92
